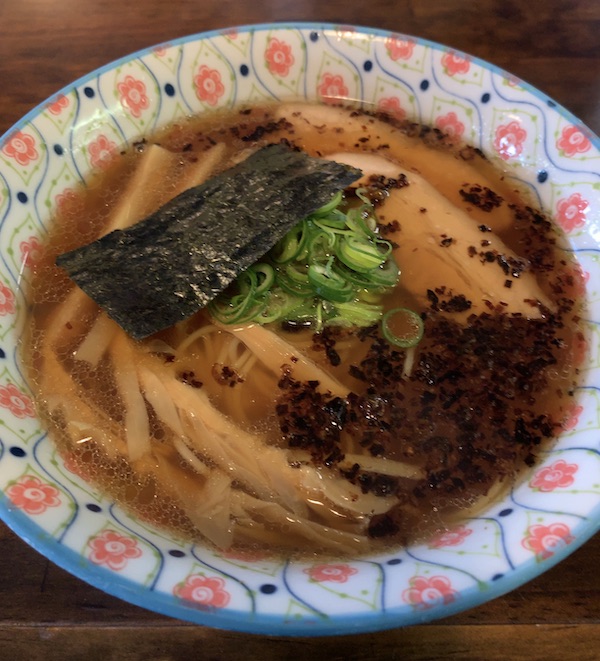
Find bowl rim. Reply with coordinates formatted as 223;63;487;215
2;21;599;148
1;21;599;636
2;490;599;635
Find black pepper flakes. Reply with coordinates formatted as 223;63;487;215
211;364;243;387
179;370;204;389
459;184;503;212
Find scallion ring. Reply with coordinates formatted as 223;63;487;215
381;307;424;348
307;263;355;302
336;235;387;272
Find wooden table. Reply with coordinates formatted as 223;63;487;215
1;1;598;659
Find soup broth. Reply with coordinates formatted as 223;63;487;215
22;104;585;556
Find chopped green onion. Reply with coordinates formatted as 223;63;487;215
367;258;400;287
307;229;336;263
257;291;304;324
336;235;388;272
250;263;275;295
310;190;344;216
344;207;377;239
209;291;266;324
381;307;424;348
307;263;355;302
270;220;309;263
209;186;422;344
313;215;352;234
327;300;384;327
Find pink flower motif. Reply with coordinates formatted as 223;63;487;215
530;459;578;492
20;235;43;268
47;94;69;116
337;25;357;37
562;402;583;431
0;384;35;418
152;44;170;56
222;28;238;40
566;262;590;296
556;193;589;232
435;111;465;140
174;574;231;608
88;530;143;571
2;131;39;167
55;188;82;217
194;65;225;107
377;97;407;121
573;332;588;366
402;575;457;610
0;282;15;316
7;475;61;515
522;522;574;559
428;524;473;548
385;36;415;61
493;120;527;161
62;453;92;480
318;73;349;104
117;75;150;119
87;134;118;170
304;563;358;583
441;51;471;76
265;38;295;77
557;125;592;157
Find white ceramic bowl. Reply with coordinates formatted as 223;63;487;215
0;23;598;635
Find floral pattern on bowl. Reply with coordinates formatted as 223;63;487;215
0;23;598;635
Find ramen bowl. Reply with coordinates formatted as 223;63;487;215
0;23;598;636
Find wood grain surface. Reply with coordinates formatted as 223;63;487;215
0;1;598;659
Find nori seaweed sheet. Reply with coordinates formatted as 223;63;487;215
56;144;361;339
